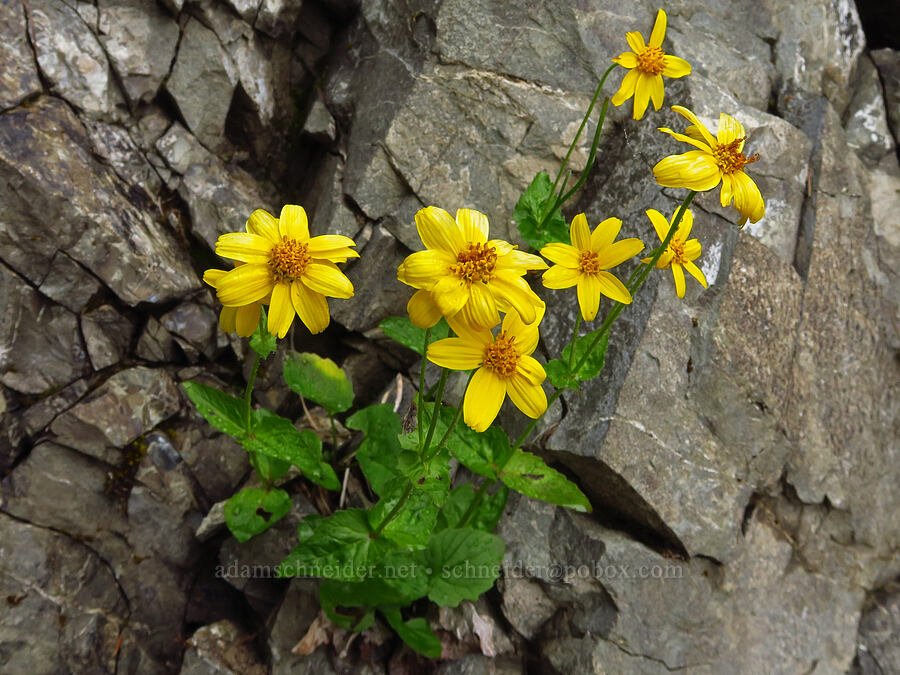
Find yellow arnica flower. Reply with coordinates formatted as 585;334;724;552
203;267;267;337
653;106;765;226
398;207;547;330
428;307;547;432
540;214;644;321
212;205;358;338
642;208;707;298
611;9;691;120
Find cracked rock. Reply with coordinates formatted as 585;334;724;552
36;252;101;314
136;316;180;363
871;48;900;146
162;300;218;362
844;55;896;166
81;304;134;371
0;0;41;109
180;620;267;675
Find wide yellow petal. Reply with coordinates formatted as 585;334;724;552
268;282;295;338
308;235;359;258
682;239;702;261
495;249;548;272
646;209;670;242
462;283;499;328
446;311;493;345
658;127;713;153
590;217;623;252
456;208;489;244
683;260;708;288
633;73;652;120
217;264;273;306
433;275;469;317
540;242;580;267
596;238;645;270
487;239;515;256
653;151;722;191
246;209;281;243
507;372;547;419
291;282;329;334
219;307;237;334
463;368;506;432
569;213;591;251
662;55;691;79
671;263;686;298
397;250;454;288
576;275;601;321
670;106;717;147
542;264;580;289
215;232;273;264
730;170;765;225
279;205;309;242
674;207;694;240
501;302;544;355
203;268;227;288
427;337;485;370
514;354;546;386
416;206;464;254
490;272;541;324
302;260;354;299
625;30;646;54
407;289;442;329
649;74;664;111
717;113;745;148
649;9;667;48
613;51;638;68
611;68;641;106
235;303;261;337
596;271;633;305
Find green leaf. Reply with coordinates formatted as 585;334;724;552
346;404;404;496
320;580;376;631
438;483;509;532
278;509;394;580
499;450;591;512
381;609;442;658
297;513;324;543
513;171;569;250
562;329;610;382
182;382;246;437
545;358;577;390
224;488;292;542
249;308;277;359
426;528;504;607
283;351;354;415
379;316;449;356
252;453;291;483
443;424;513;480
246;409;340;490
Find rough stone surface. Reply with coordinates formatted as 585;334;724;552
36;252;101;314
871;48;900;145
0;0;41;110
180;620;267;675
162;301;219;362
853;582;900;675
81;304;134;371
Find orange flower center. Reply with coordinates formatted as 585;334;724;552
668;239;686;264
451;242;497;284
637;46;666;75
482;332;519;379
579;250;601;275
269;237;310;282
713;138;760;174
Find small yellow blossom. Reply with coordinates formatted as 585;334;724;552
428;306;547;432
653;106;765;226
397;207;547;330
540;214;644;321
211;205;358;338
611;9;692;120
642;208;707;298
203;267;266;337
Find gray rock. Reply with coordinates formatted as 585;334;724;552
0;265;87;396
178;427;249;506
0;97;200;305
499;576;557;641
196;500;228;542
162;301;219;362
167;18;236;153
871;48;900;146
0;0;41;109
305;153;363;240
180;620;267;675
304;98;337;143
36;252;101;314
255;0;304;38
435;654;522;675
22;379;90;437
50;366;181;464
81;304;134;371
268;579;328;675
28;0;126;119
97;0;180;105
844;55;896;166
137;316;180;362
854;582;900;675
84;118;164;196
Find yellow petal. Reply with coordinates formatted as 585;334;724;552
235;303;261;337
496;249;548;272
268;282;295;338
596;271;633;304
674;208;694;240
415;206;464;254
683;260;708;288
649;74;664;111
633;74;652;120
569;213;591;251
308;235;359;259
542;264;580;289
514;354;546;386
649;9;667;48
662;55;691;79
446;311;493;345
646;209;670;242
613;51;638;68
246;209;281;243
653;151;722;191
397;250;454;288
461;283;499;328
611;68;641;106
625;30;646;54
658;127;713;153
433;275;469;317
672;263;686;298
456;208;489;244
590;217;623;252
501;303;544;355
203;268;227;288
507;372;547;419
683;239;702;261
670;106;717;147
540;242;580;267
291;282;329;334
576;275;601;321
596;238;644;270
279;205;309;242
487;239;515;256
219;307;237;334
720;173;734;208
717;113;746;148
217;264;273;306
427;337;484;370
490;272;541;324
407;289;442;329
730;170;765;225
463;368;506;432
302;260;354;299
215;232;274;264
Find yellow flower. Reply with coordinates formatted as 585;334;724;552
397;207;547;330
540;214;644;321
203;267;266;337
611;9;692;120
641;208;707;298
653;106;765;226
428;306;547;432
212;205;358;338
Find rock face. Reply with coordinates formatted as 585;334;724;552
0;0;897;672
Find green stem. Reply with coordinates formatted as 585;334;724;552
555;96;610;208
424;371;473;463
372;483;413;537
566;314;582;372
458;478;493;528
329;413;339;454
422;368;448;455
417;327;432;447
243;353;261;433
